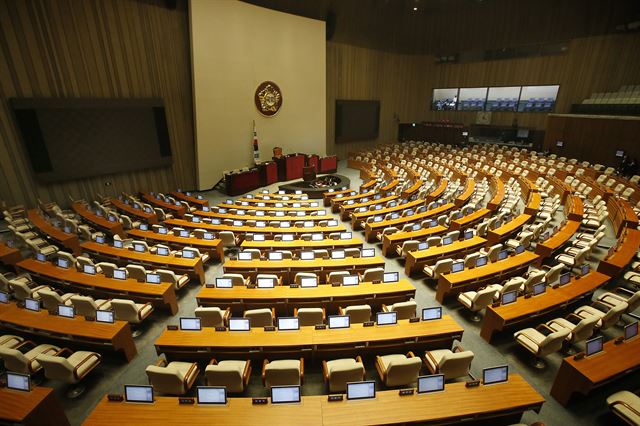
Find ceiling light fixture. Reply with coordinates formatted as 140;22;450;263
413;7;418;11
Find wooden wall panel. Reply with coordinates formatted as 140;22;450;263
327;32;640;159
0;0;195;208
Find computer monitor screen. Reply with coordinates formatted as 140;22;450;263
311;233;323;241
252;233;264;241
413;224;421;231
256;221;266;228
476;256;488;267
560;273;571;285
238;252;252;261
502;291;517;305
331;250;345;259
96;310;114;323
271;386;301;404
233;220;243;226
346;381;376;400
24;298;40;312
277;317;300;331
108;215;117;222
342;275;359;286
533;283;546;296
57;258;69;269
267;252;283;261
451;262;464;273
362;248;375;258
328;220;338;226
228;318;250;331
328;315;350;329
113;269;127;280
178;229;191;237
540;232;549;241
255;210;265;216
376;311;397;326
0;291;8;304
257;278;275;288
515;245;525;255
383;272;399;283
432;88;459;111
157;227;168;235
430;220;438;227
139;224;148;231
390;213;399;220
241;202;249;206
83;264;96;275
58;304;74;318
180;317;201;331
373;216;383;223
156;247;169;256
586;336;603;356
275;204;284;209
36;253;46;262
124;385;154;403
442;237;452;246
275;211;285;217
498;250;508;261
193;216;202;223
422;307;442;321
96;236;105;244
282;234;294;241
346;200;355;205
133;244;145;253
340;232;352;240
616;150;625;158
197;387;227;405
464;230;474;240
146;273;160;284
280;221;291;228
625;321;638;340
215;278;232;288
581;264;590;276
202;206;210;212
6;372;30;392
483;366;508;385
300;251;314;260
417;374;445;394
293;203;301;208
211;218;221;225
417;242;429;251
303;221;313;228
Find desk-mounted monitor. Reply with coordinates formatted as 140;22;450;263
6;372;30;392
280;221;291;228
57;258;70;269
83;264;96;275
139;224;149;231
376;311;397;326
215;278;233;288
158;227;168;235
498;250;508;261
146;273;161;284
256;221;266;228
238;252;253;261
501;291;517;305
95;236;105;244
203;232;215;240
300;277;318;288
311;233;324;241
331;250;345;260
328;315;350;329
282;234;294;241
482;365;508;385
580;264;590;276
342;275;359;286
179;317;201;331
476;256;488;267
442;237;453;246
133;243;145;253
25;298;40;312
300;251;314;260
515;245;525;255
0;291;8;304
228;318;250;331
346;381;376;400
418;242;428;251
268;252;283;261
362;248;375;258
417;374;445;394
383;272;398;283
422;307;442;321
257;277;275;288
464;230;474;240
124;385;154;403
96;310;114;323
197;386;226;405
113;269;127;280
271;385;301;404
156;247;169;256
340;232;352;240
277;317;299;331
533;282;546;296
451;261;464;273
586;336;603;357
327;220;338;226
36;253;46;262
559;273;571;285
625;321;638;341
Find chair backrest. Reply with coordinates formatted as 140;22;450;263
342;305;371;323
264;360;301;387
388;301;417;320
438;350;475;380
194;307;225;327
35;354;75;382
243;308;273;327
385;356;422;387
57;251;76;265
205;362;244;392
327;359;364;392
0;347;30;373
600;303;628;329
523;270;546;293
464;252;479;268
126;265;147;282
219;231;237;246
571;316;600;343
9;280;34;301
434;259;454;276
146;365;186;395
401;241;419;254
294;272;317;285
328;271;350;284
296;308;324;326
485;244;502;262
538;329;571;357
545;264;564;284
155;269;178;285
38;289;64;312
70;295;99;318
111;299;140;323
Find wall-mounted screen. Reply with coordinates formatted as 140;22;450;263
517;85;559;112
335;100;380;143
486;86;521;112
457;88;488;111
431;88;458;111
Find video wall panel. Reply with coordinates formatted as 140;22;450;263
431;85;559;113
431;88;458;111
458;88;488;111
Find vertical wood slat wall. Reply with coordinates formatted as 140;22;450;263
327;33;640;160
0;0;195;208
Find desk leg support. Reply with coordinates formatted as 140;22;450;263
480;308;503;343
550;360;589;406
113;325;138;362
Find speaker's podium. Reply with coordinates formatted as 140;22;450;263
224;167;261;196
275;153;306;181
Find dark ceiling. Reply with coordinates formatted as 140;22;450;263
241;0;640;55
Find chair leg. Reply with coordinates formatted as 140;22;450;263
531;355;546;369
66;383;86;399
469;311;482;322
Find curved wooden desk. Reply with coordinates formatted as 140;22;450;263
0;387;69;426
27;209;80;255
109;199;158;225
71;201;126;237
0;240;22;267
350;198;425;230
380;225;448;257
364;203;455;243
405;236;487;276
164;218;347;237
240;237;364;252
486;214;533;245
126;229;224;262
140;193;186;217
169;191;209;208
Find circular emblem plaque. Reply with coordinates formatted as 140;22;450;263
254;81;283;117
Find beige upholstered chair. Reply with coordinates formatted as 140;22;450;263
205;359;251;393
361;267;384;282
457;287;497;321
155;269;189;290
328;271;350;284
423;259;453;279
95;262;119;278
322;356;365;392
424;345;474;380
222;273;250;286
37;348;101;398
0;335;24;349
294;307;325;326
262;358;304;388
242;249;262;260
375;352;422;387
396;241;419;258
38;289;76;313
597;289;640;314
219;231;239;247
195;307;231;327
70;295;112;319
0;342;59;373
111;299;154;336
256;274;281;286
514;325;570;368
145;358;200;395
547;314;599;351
339;304;372;323
243;308;275;327
9;279;51;302
382;300;417;320
294;272;318;285
607;390;640;425
574;302;627;330
126;265;149;282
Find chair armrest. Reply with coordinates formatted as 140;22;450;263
208;358;218;366
374;356;386;381
565;313;583;324
183;362;200;389
223;308;231;325
293;308;299;317
321;307;326;321
591;300;612;313
261;359;269;386
299;358;304;384
322;360;329;383
381;304;389;313
355;355;363;364
155;358;168;367
338;307;344;315
73;353;102;380
53;348;74;357
406;351;416;358
271;308;276;320
96;300;112;309
452;343;465;353
137;302;154;321
242;360;251;386
614;287;635;297
536;323;556;335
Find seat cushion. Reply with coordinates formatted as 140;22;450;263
67;351;100;379
514;328;545;353
607;391;640;425
326;358;359;374
379;354;408;370
457;291;475;309
575;305;605;319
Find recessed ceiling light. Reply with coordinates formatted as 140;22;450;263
413;7;418;11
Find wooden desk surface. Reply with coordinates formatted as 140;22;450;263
0;302;136;361
110;199;158;225
141;193;186;216
27;209;81;255
339;196;399;219
449;208;491;230
427;178;448;201
126;229;224;261
194;210;333;222
524;192;542;215
486;214;532;245
454;178;475;207
217;203;321;212
0;386;70;426
165;218;347;235
405;236;487;276
381;225;448;257
437;251;539;302
535;220;580;258
240;238;364;251
0;240;22;267
480;272;609;342
169;191;209;207
598;228;640;277
155;317;463;359
85;395;323;426
71;201;126;237
350;198;424;223
550;337;640;406
363;203;454;242
322;374;543;426
223;256;385;272
237;196;316;206
17;258;178;314
487;176;506;210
